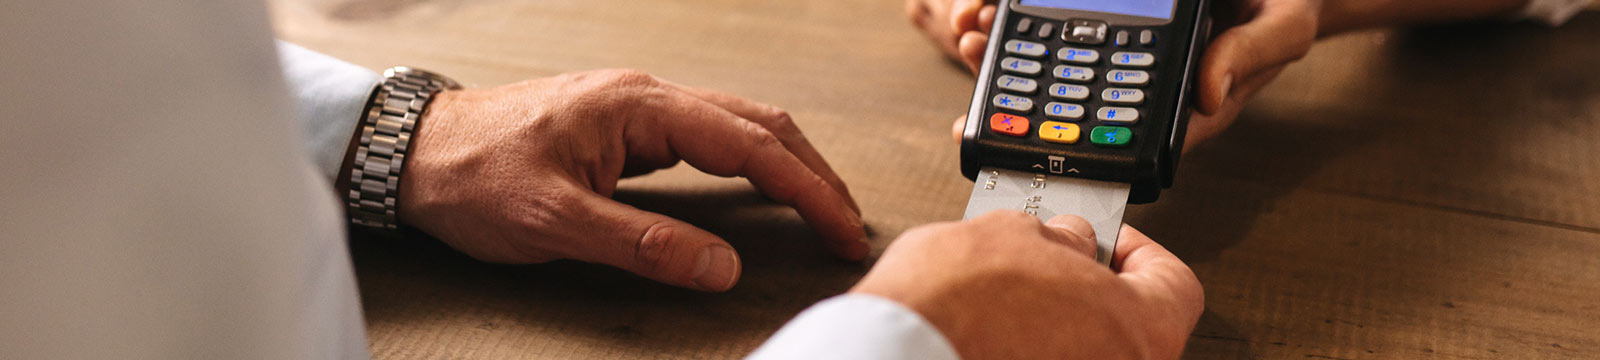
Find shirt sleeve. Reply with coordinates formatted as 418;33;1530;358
276;41;383;182
1520;0;1593;26
747;294;961;360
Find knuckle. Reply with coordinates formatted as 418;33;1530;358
633;221;679;274
743;121;783;149
599;68;657;87
766;107;799;131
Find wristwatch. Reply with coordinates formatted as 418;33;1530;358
347;66;461;231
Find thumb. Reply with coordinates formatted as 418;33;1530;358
1113;225;1204;324
1196;1;1318;115
572;193;742;292
1043;215;1099;258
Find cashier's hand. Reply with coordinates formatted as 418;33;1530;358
853;211;1203;359
396;69;867;292
914;0;1322;150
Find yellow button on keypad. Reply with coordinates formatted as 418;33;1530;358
1038;121;1080;144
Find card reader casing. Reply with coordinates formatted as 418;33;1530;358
960;0;1211;204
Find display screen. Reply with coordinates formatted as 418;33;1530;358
1018;0;1175;20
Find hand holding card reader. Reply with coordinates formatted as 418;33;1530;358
961;0;1210;265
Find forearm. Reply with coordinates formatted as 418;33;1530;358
1318;0;1531;36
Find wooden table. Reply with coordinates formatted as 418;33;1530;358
271;1;1600;358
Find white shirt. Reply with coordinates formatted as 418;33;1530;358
2;0;366;358
1523;0;1593;26
1;0;1585;358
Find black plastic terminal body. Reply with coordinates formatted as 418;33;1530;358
960;0;1211;204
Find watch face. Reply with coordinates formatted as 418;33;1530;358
386;67;462;89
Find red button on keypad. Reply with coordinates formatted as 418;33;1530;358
989;113;1029;137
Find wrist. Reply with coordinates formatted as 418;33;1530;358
394;89;461;230
344;67;461;233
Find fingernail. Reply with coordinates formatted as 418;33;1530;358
848;237;873;260
1048;223;1096;241
693;246;740;291
1219;74;1234;98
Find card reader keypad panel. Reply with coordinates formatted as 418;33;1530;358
991;16;1164;150
979;10;1189;181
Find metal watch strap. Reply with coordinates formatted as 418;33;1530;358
347;67;461;230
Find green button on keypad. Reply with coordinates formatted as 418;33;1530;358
1090;126;1133;147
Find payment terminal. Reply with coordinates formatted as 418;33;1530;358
960;0;1210;265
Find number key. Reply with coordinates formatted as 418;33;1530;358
1107;70;1150;86
1111;52;1155;67
1044;102;1085;120
1057;47;1100;64
996;75;1039;94
1102;88;1145;105
1000;57;1043;76
1048;84;1090;100
1052;65;1095;83
1005;40;1047;58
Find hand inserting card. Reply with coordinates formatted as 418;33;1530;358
965;167;1130;264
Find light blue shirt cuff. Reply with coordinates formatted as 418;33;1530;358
275;41;382;182
1522;0;1592;25
748;294;961;360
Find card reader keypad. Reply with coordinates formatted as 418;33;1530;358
987;15;1167;150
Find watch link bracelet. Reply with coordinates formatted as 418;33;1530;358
346;66;461;231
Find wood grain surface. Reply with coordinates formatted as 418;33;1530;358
270;1;1600;358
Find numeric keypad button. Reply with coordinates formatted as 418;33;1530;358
1102;88;1145;105
1000;57;1043;76
996;75;1039;94
1107;70;1150;85
1091;126;1133;147
989;113;1030;137
1097;107;1139;124
993;94;1035;113
1052;65;1095;83
1043;102;1086;120
1048;84;1091;100
1004;40;1048;58
1111;52;1155;67
1057;47;1099;64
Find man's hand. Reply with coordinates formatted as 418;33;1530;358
853;211;1203;359
914;0;1322;150
396;69;868;292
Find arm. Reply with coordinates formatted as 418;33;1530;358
748;295;959;360
751;213;1203;359
273;50;870;291
2;2;365;358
